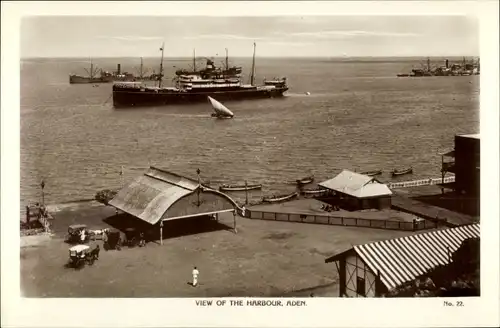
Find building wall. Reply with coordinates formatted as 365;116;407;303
346;196;392;211
455;135;480;196
163;190;235;220
344;254;377;297
377;196;392;209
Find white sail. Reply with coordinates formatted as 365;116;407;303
208;96;234;117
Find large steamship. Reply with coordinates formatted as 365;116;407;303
111;43;288;108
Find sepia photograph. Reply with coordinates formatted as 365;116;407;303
2;1;500;327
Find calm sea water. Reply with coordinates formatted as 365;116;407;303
20;57;479;206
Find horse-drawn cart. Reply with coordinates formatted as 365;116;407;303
123;228;146;248
103;228;122;251
65;224;90;244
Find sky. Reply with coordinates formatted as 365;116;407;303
21;16;479;58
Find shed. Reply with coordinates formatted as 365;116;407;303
324;223;480;297
318;170;393;210
109;167;240;243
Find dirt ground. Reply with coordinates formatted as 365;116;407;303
248;198;418;222
21;203;415;297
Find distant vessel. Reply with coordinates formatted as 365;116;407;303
396;57;480;77
70;58;159;84
112;43;289;108
110;58;160;82
69;59;113;84
208;96;234;119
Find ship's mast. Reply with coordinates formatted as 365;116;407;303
250;43;256;86
193;49;196;72
90;58;94;79
225;48;229;70
140;57;144;79
158;42;165;88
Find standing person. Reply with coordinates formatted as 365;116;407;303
192;266;199;287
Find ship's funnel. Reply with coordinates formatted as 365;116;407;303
117;64;121;75
445;59;449;68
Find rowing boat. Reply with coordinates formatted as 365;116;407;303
361;170;382;176
262;192;298;203
296;176;314;185
219;184;262;192
300;189;327;195
391;167;413;177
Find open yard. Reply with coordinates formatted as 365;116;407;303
249;198;418;222
21;202;416;297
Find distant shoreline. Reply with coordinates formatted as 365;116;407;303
22;55;480;61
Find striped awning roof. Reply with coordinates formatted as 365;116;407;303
325;223;480;291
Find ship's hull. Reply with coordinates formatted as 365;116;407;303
69;76;113;84
112;86;289;108
70;75;157;84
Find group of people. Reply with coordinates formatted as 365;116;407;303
320;204;340;212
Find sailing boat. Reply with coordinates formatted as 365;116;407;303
208;96;234;119
69;58;112;84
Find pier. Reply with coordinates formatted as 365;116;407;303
387;176;455;189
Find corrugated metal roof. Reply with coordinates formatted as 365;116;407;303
326;224;480;291
319;170;392;198
109;167;199;225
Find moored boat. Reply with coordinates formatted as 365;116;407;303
391;167;413;177
219;184;262;192
300;188;327;196
361;170;382;176
296;176;314;185
262;192;298;203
